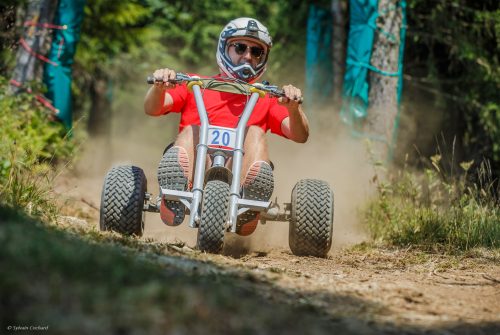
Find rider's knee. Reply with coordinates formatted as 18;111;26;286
244;126;269;160
245;126;266;143
175;125;198;149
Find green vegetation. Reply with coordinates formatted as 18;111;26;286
404;0;500;174
144;0;310;82
71;0;311;129
0;76;75;219
365;154;500;251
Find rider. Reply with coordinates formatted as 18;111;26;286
144;17;309;236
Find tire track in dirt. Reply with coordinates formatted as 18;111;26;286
190;246;500;334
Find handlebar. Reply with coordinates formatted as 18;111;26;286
147;73;192;85
147;73;303;104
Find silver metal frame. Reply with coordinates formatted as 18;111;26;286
161;82;272;231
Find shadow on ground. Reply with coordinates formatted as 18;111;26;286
1;206;498;335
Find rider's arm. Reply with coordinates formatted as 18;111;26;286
278;84;309;143
144;68;176;116
144;86;174;116
280;105;309;143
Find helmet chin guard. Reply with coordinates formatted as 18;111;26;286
233;63;256;80
216;18;272;82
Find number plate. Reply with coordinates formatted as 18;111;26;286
207;126;237;150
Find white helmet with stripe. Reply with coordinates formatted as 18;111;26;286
216;17;272;82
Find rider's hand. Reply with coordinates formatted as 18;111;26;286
153;68;177;90
278;84;302;108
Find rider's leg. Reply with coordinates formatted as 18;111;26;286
158;125;273;231
158;126;197;226
241;126;270;174
237;126;274;236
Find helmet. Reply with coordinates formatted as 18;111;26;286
216;17;272;82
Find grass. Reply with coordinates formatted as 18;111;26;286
364;153;500;252
0;75;77;219
1;151;58;220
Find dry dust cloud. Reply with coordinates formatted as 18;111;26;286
248;121;375;254
60;87;377;256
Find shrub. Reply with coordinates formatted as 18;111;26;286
0;76;75;219
365;155;500;251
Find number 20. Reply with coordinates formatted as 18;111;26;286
212;130;230;146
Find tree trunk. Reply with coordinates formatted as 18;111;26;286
10;0;58;93
86;75;112;171
366;0;403;160
88;76;112;137
0;5;18;75
331;0;348;108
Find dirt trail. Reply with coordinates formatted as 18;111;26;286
55;187;500;335
54;134;500;335
211;247;500;333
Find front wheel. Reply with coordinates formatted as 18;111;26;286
100;165;147;236
289;179;334;258
196;180;230;253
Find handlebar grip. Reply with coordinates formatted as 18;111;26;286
273;89;304;104
146;75;181;85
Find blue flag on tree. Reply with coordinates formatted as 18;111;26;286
43;0;86;130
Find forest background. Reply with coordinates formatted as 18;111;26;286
1;0;498;174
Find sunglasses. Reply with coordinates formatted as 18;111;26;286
229;42;265;59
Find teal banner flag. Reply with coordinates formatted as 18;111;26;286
43;0;86;130
305;4;333;106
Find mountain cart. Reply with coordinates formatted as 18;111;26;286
99;73;334;257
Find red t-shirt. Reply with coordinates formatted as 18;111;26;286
160;75;290;138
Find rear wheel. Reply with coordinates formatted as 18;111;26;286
100;165;147;236
289;179;334;257
196;180;229;253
